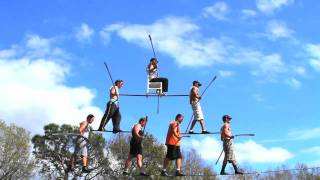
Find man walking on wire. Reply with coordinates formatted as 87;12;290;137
147;57;169;94
68;114;95;173
220;115;243;175
98;79;123;133
161;114;185;176
123;117;149;176
188;80;209;134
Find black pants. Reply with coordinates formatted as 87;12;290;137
150;77;168;92
130;139;143;156
98;101;121;131
165;144;182;160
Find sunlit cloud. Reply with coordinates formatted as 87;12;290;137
203;2;230;21
0;35;102;134
75;23;95;43
184;137;293;164
256;0;294;14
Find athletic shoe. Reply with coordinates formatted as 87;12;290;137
82;166;91;173
113;129;123;134
161;170;169;176
67;165;74;172
220;172;228;175
140;172;150;176
235;171;244;175
175;170;186;176
188;130;194;134
202;130;210;134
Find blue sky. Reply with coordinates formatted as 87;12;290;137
1;0;320;172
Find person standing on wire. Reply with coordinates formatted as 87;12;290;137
188;80;209;134
220;115;243;175
147;57;168;94
123;117;149;176
161;114;185;176
68;114;95;173
98;80;123;133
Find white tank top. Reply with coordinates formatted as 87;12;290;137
110;86;119;102
149;69;158;79
81;123;90;139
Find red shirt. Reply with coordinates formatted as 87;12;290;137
165;121;181;146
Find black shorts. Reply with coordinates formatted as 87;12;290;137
165;144;182;160
130;140;142;156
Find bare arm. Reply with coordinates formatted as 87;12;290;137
148;63;157;73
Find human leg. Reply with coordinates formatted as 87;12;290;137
112;107;121;133
123;154;132;175
98;102;113;131
231;160;243;174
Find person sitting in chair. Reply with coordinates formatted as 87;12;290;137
147;57;168;94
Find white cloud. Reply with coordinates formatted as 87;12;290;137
251;53;287;80
75;23;95;42
184;137;293;164
288;128;320;141
100;17;297;84
293;66;306;76
22;34;67;59
241;9;257;19
236;140;293;163
184;137;221;160
306;44;320;59
261;127;320;143
256;0;294;14
218;70;234;78
203;2;230;21
100;17;227;67
310;59;320;72
266;20;294;40
100;24;123;45
0;35;102;134
306;44;320;72
285;77;301;89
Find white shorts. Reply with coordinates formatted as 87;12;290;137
76;137;88;157
191;101;204;121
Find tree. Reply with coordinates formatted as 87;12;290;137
106;132;167;178
106;133;216;179
0;120;34;180
183;149;216;180
31;123;116;180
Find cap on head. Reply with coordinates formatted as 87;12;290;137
222;115;232;122
193;80;202;86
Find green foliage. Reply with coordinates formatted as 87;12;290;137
31;123;114;179
106;132;166;177
30;122;320;179
184;149;216;179
106;132;216;179
0;120;34;180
